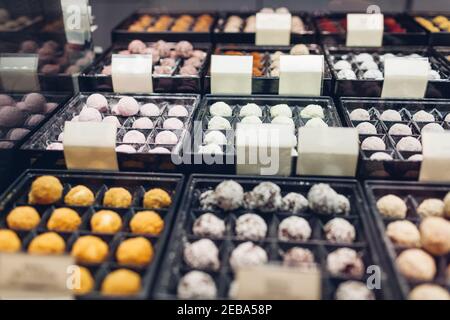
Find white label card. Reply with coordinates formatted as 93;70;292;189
235;264;321;300
0;54;40;92
346;13;384;47
297;127;359;177
419;131;450;182
112;54;153;94
256;13;292;45
381;57;429;99
63;121;119;170
61;0;92;45
236;123;294;176
211;55;253;95
0;253;74;300
279;55;324;96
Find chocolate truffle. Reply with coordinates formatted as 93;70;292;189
389;123;412;136
28;232;65;255
28;176;63;205
376;194;407;219
396;249;436;281
386;220;421;248
71;235;109;264
397;137;422;152
335;281;375;300
91;210;123;233
103;187;132;208
130;211;164;235
413;110;435;122
235;213;267;241
370;152;393;161
193;213;225;238
101;269;141;296
155;131;178;144
283;247;315;267
422;123;444;133
73;266;94;295
270;104;292;118
177;271;217;299
409;284;450;300
349;108;370;121
356;122;377;135
278;216;312;241
7;128;30;140
168;105;189;117
117;97;139;117
0;107;26;127
116;237;153;266
420;217;450;256
229;242;268;272
417;199;445;218
47;208;81;232
380;109;402;122
244;182;282;212
307;184;349;215
0;229;21;253
215;180;244;211
208;116;232;130
86;93;108;112
140;103;160;117
239;103;262;117
204;131;227;145
210;101;232;117
281;192;308;214
184;239;220;271
327;248;364;277
324;218;356;243
361;137;386;150
22;93;46;113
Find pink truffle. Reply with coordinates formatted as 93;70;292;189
192;50;206;60
132;117;153;129
86;93;108;112
128;40;147;54
141;47;160;63
163;118;184;130
175;41;194;58
117;97;139;116
149;147;171;154
47;142;64;150
45;102;58;114
184;57;203;69
155;130;178;144
116;144;136;153
78;107;102;122
122;130;146;144
140;103;160;117
102;116;121;128
102;65;112;75
168;105;189;117
154;66;173;75
153;40;172;58
160;58;177;67
180;65;198;76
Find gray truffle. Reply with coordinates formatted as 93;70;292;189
281;192;309;214
0;107;26;127
244;182;282;212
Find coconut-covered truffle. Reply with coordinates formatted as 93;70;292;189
356;122;377;135
278;216;312;242
281;193;308;214
380;109;402;122
409;284;450;300
244;182;282;212
300;104;324;119
396;249;436;281
376;194;407;219
389;123;412;136
349;108;370;121
229;241;268;272
413;110;435;122
307;184;350;215
177;271;217;299
327;248;364;277
397;137;422;152
335;281;375;300
361;136;386;150
193;213;225;238
184;239;220;271
283;247;315;268
324;218;356;243
386;220;421;248
420;217;450;256
417;199;444;218
235;213;267;241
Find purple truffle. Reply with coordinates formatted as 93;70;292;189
0;107;26;127
22;93;46;114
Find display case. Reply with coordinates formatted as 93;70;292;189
414;14;450;46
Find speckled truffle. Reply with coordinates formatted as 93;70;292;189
324;218;356;243
177;271;217;299
235;213;267;241
214;180;244;211
335;281;375;300
281;192;308;214
199;190;217;210
307;184;349;215
193;213;225;238
184;239;220;271
283;247;315;268
361;136;386;150
278;216;312;241
229;242;268;272
243;182;282;213
376;194;407;219
327;248;364;277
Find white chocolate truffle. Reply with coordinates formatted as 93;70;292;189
360;60;379;71
355;53;374;64
102;116;121;128
413;110;435;122
380;53;395;63
177;271;217;299
356;122;377;135
204;131;227;145
240;115;262;124
239;103;262;117
334;60;352;70
271;115;294;127
86;93;108;112
184;239;220;271
429;70;441;80
281;193;308;214
79;107;102;122
361;137;386;150
290;44;310;55
389;123;412;136
327;248;364;277
140;103;160;117
270;104;292;118
380;109;402;122
123;130;146;144
396;137;422;152
208;116;231;130
305;118;328;128
117;97;139;117
133;117;154;129
363;69;383;80
445;113;450;122
335;281;375;300
417;199;444;218
163;118;183;130
278;216;312;241
408;154;423;161
168;105;189;117
300;104;324;119
155;131;178;144
370;152;393;161
409;284;450;300
215;180;244;211
337;69;357;80
421;123;444;133
210;101;232;117
229;242;268;272
396;249;436;281
324;218;356;243
193;213;225;238
350;108;370;121
116;145;136;153
376;194;407;219
386;220;421;248
235;213;268;241
199;144;223;155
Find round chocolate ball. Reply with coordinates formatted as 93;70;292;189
22;93;46;114
0;106;26;127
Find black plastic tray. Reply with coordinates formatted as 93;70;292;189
340;97;450;180
314;13;428;46
364;180;450;299
78;42;211;94
185;94;342;175
434;46;450;70
326;46;450;98
203;44;333;95
0;169;185;300
213;12;316;44
413;13;450;46
154;174;394;300
111;11;217;43
20;92;201;172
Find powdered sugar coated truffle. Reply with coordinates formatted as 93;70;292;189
413;110;434;122
102;116;121;128
361;136;386;150
168;105;188;117
305;118;328;128
244;182;282;212
210;102;232;117
184;239;220;271
324;218;356;243
300;104;324;119
270;104;292;118
327;248;364;277
278;216;312;241
281;193;308;214
380;109;402;122
117;97;139;116
229;242;268;271
177;271;217;299
307;184;349;215
215;180;244;211
235;213;267;241
163;118;183;130
334;60;352;70
422;123;444;133
208;116;231;130
389;123;412;136
239;103;262;117
204;131;227;145
193;213;225;238
115;145;136;153
370;152;393;161
335;281;375;300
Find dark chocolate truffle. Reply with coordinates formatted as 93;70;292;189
0;107;26;127
7;128;30;140
0;94;15;107
22;93;46;113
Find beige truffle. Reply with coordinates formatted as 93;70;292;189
386;220;420;248
101;269;141;296
420;217;450;256
409;284;450;300
28;232;66;255
103;188;132;208
417;199;444;218
7;206;40;230
64;185;95;206
28;176;63;205
396;249;436;281
443;192;450;218
47;208;81;232
376;194;407;219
